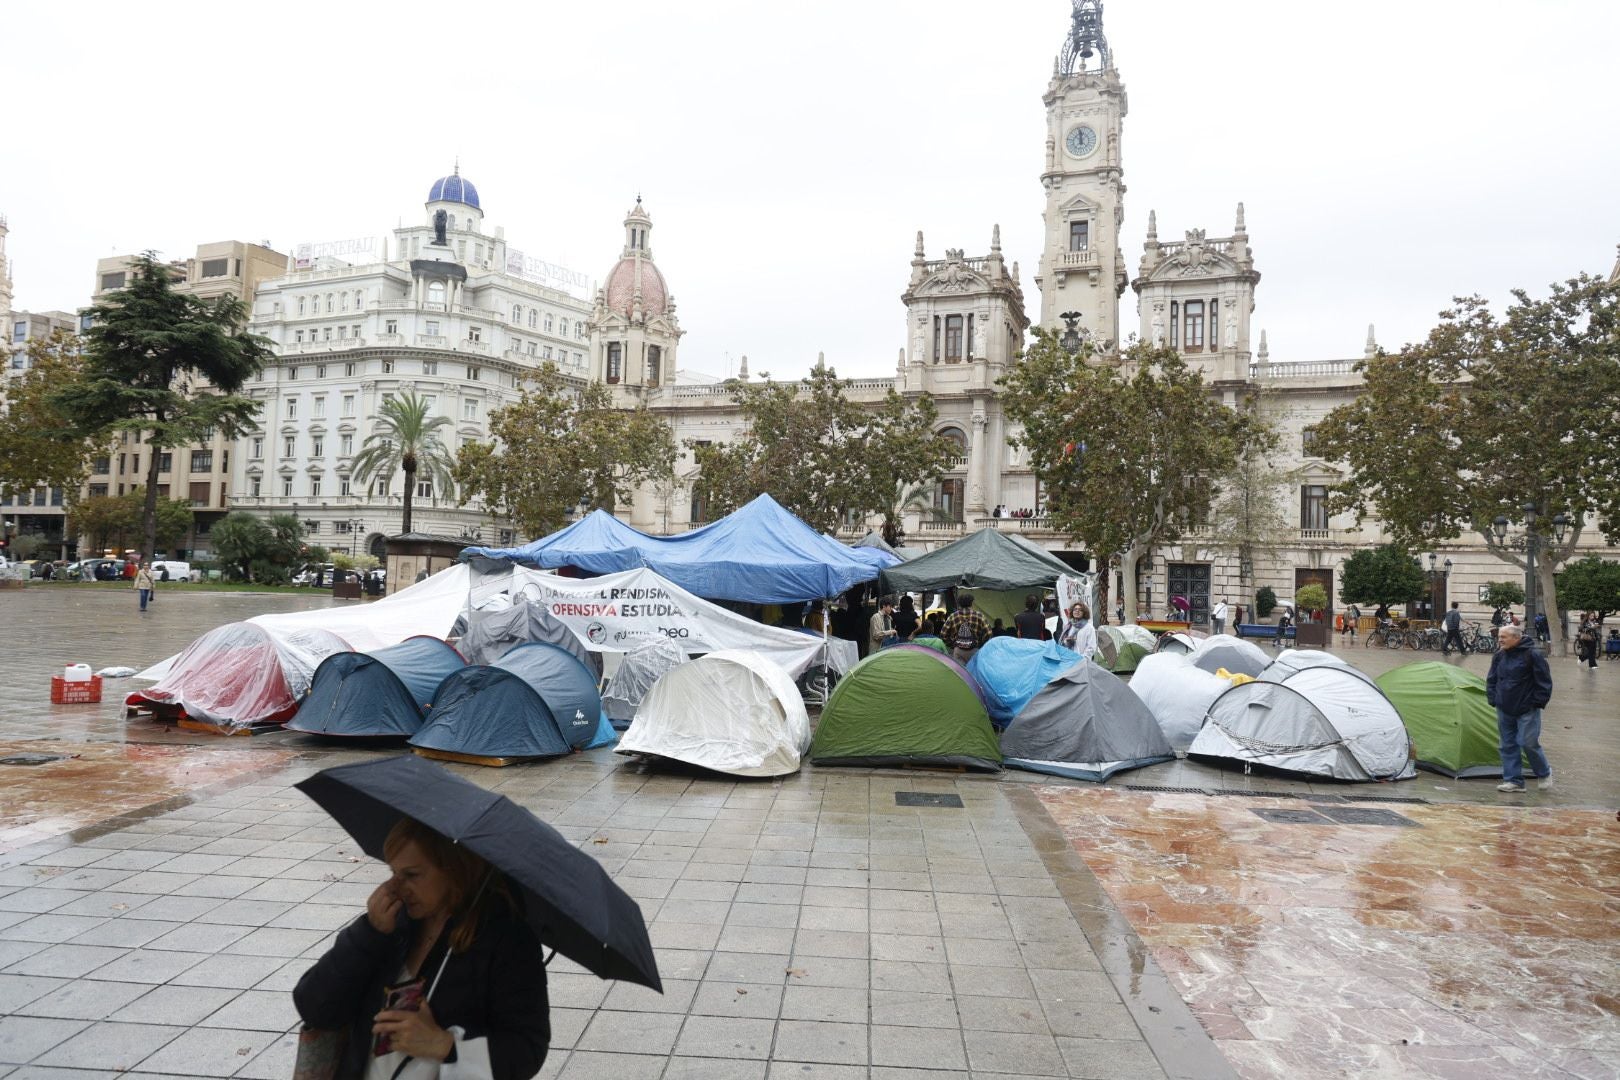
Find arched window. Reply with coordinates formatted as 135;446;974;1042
558;318;569;337
512;304;522;324
427;281;446;305
939;426;968;458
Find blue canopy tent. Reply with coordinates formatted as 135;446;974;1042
461;494;879;604
410;642;615;766
967;637;1084;729
289;636;466;739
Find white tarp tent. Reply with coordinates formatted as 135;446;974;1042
618;649;813;777
602;636;690;725
137;563;824;683
1127;652;1234;751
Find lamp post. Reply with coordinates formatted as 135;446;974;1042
1492;506;1571;651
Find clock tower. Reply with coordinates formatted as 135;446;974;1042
1035;0;1128;351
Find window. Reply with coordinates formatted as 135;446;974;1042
944;315;964;361
100;271;127;291
119;453;126;474
344;362;356;377
189;481;211;506
512;304;522;323
310;476;322;498
295;330;304;344
382;359;395;374
1302;426;1318;454
1210;299;1220;349
934;478;965;523
354;290;363;309
200;258;229;278
322;327;332;341
315;364;326;379
542;345;552;360
475;243;484;262
574;351;583;366
421;395;437;413
312;436;324;457
282;477;294;497
11;321;24;343
607;342;622;383
340;433;353;455
1170;301;1179;349
157;452;173;472
250;477;261;497
463;399;479;420
1300;485;1329;531
417;479;434;499
576;323;584;340
339;477;351;496
80;313;95;333
92;456;110;474
342;394;355;416
251;437;262;459
375;478;389;496
325;293;334;312
466;365;481;381
285;398;298;419
288;366;299;380
932;316;941;362
89;483;109;498
313;397;326;419
427;281;447;305
558;318;569;338
1069;220;1089;251
385;319;397;335
298;296;307;315
352;325;361;339
284;436;296;457
339;292;348;312
467;327;481;343
647;345;661;387
422;359;438;375
544;314;553;333
1183;300;1204;351
528;342;538;356
424;321;440;337
528;310;537;328
337;325;347;340
190;450;212;472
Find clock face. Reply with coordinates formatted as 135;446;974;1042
1065;124;1098;158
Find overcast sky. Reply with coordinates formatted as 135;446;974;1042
4;1;1616;379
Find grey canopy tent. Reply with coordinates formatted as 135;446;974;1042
1001;662;1175;782
454;597;601;676
878;528;1076;592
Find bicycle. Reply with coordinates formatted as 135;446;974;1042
1365;621;1403;649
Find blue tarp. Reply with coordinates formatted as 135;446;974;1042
290;636;466;739
411;642;613;762
967;638;1084;728
461;494;880;603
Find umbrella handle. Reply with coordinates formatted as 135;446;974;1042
544;948;556;967
426;871;495;1000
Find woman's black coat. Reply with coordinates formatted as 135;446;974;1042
294;908;550;1079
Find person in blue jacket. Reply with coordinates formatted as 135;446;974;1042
1485;624;1554;794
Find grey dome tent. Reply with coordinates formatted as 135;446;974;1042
1189;665;1416;781
290;636;466;739
411;642;614;766
602;636;689;729
1001;662;1175;782
456;597;600;675
1189;634;1269;678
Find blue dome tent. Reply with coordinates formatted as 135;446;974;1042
967;637;1084;728
411;642;614;766
290;636;466;739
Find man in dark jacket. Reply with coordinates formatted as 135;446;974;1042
1441;602;1465;655
1485;624;1553;794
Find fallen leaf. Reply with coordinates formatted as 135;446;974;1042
592;838;609;845
786;967;807;978
736;989;748;995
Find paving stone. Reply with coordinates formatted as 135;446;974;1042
2;945;123;980
112;894;222;922
2;917;108;946
873;1023;970;1069
1055;1035;1169;1079
870;960;952;994
31;1021;182;1071
221;926;327;957
197;989;300;1032
144;921;253;954
168;952;288;989
692;980;783;1019
62;919;178;949
674;1015;776;1059
0;891;87;916
0;1015;88;1065
86;948;208;984
772;1019;869;1065
10;979;152;1021
870;989;961;1029
132;1025;275;1077
600;977;697;1014
109;984;241;1026
781;983;868;1024
662;1056;767;1080
555;1051;667;1080
764;1064;868;1080
962;1030;1067;1076
574;1010;683;1055
788;956;870;990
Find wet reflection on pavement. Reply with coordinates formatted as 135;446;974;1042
1036;785;1620;1079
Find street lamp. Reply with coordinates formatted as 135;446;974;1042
1492;505;1570;651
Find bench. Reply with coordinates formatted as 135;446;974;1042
1236;623;1295;640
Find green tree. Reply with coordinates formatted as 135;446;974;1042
1295;582;1329;614
1338;543;1428;606
0;331;98;508
1555;556;1620;621
1312;274;1620;647
67;493;138;554
1000;331;1266;620
1205;419;1300;596
210;511;273;581
1483;580;1526;611
50;254;272;564
454;365;676;540
690;365;956;536
350;390;456;535
10;533;48;561
1254;586;1278;619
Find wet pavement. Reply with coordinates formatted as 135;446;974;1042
0;588;1616;1077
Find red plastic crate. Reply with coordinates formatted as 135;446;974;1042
50;675;102;704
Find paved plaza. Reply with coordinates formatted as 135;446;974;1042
0;587;1616;1078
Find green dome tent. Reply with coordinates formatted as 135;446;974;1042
810;646;1001;771
1094;624;1156;674
1376;661;1519;778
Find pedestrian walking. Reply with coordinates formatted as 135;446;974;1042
1344;603;1360;642
134;561;154;613
1057;601;1097;659
1441;601;1465;656
869;595;899;654
1576;612;1600;670
1014;594;1046;640
941;593;990;664
1211;598;1229;637
1485;624;1553;794
294;816;553;1078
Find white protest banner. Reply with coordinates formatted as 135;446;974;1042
1056;572;1096;618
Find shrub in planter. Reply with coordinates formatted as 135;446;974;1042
1255;587;1278;619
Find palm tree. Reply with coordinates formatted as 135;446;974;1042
350;390;456;534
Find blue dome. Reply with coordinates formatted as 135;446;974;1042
427;173;480;209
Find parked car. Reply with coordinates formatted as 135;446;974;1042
292;563;337;587
67;558;123;581
149;560;192;582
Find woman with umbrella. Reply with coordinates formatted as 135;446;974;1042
294;817;550;1078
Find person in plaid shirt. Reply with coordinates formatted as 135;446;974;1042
941;594;991;663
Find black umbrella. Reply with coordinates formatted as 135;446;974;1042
295;755;660;992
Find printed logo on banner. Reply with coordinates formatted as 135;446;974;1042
585;622;608;645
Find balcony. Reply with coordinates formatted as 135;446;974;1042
1056;249;1097;269
917;520;966;536
415;335;447;348
1298;527;1336;542
976;515;1055;533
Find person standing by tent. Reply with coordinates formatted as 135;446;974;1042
892;595;919;641
941;594;990;664
1211;598;1229;636
1576;612;1600;670
1057;601;1097;659
869;596;899;654
133;561;155;613
1343;603;1360;642
1486;623;1553;794
1014;594;1046;640
1442;601;1466;656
